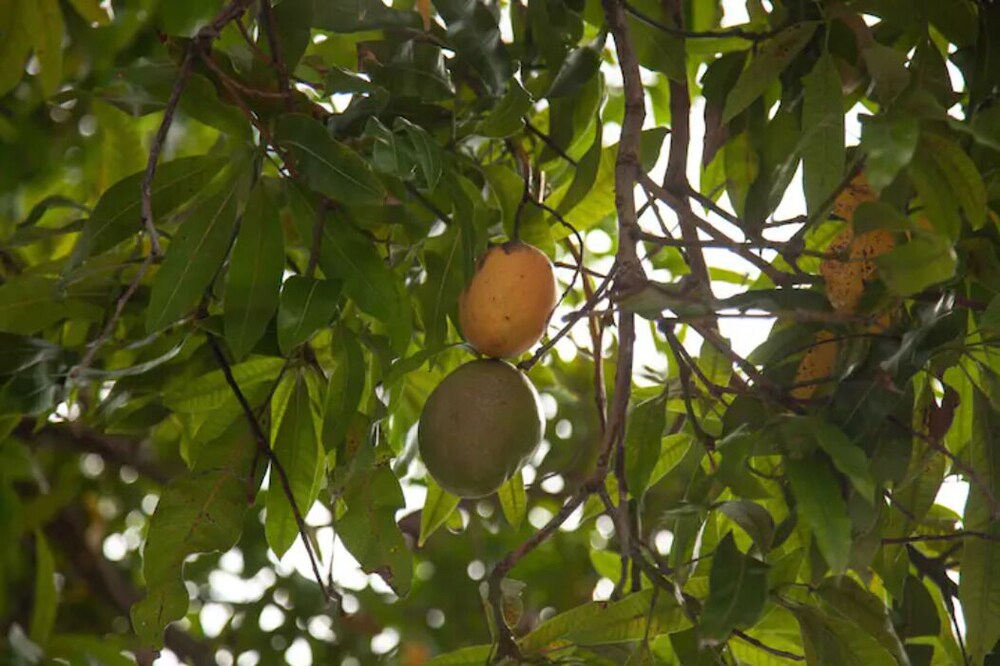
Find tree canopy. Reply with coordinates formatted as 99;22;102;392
2;0;1000;664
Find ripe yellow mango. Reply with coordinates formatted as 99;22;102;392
459;241;558;359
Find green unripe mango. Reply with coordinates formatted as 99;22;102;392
418;359;544;498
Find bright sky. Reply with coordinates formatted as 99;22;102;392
149;2;970;662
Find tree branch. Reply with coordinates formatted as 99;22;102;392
205;333;336;606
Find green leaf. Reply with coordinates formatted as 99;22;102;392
624;395;667;497
786;457;851;574
724;131;760;218
876;235;957;297
959;389;1000;663
338;465;412;595
859;113;919;192
158;0;223;36
918;133;987;230
545;128;668;236
365;40;454;103
718;500;775;554
317;212;411;353
433;0;512;97
71;155;227;264
131;421;259;647
147;176;244;331
566;589;690;645
816;577;910;665
862;43;911;104
426;646;493;665
27;0;64;98
497;470;527;528
700;532;769;643
722;22;818;123
322;328;366;451
792;603;897;666
276;114;386;205
0;1;35;98
419;478;460;546
807;418;877;503
556;118;603;216
0;276;101;335
395;117;443;190
224;184;284;360
276;277;342;354
982;295;1000;331
547;43;602;99
521;589;689;653
477;78;533;138
311;0;422;32
265;372;325;558
29;531;56;646
853;201;913;234
164;357;285;413
627;0;686;82
801;53;845;217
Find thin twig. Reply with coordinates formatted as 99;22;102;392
525;120;579;166
623;2;783;42
71;1;258;380
205;334;336;606
517;266;615;371
733;630;805;662
883;531;1000;545
259;0;295;112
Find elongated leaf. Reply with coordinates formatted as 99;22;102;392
164;357;285;413
793;604;896;666
338;465;412;595
722;22;818;123
0;276;102;335
0;1;34;98
276;277;342;354
131;421;259;647
876;236;957;297
624;395;667;497
545;128;668;236
419;478;460;546
147;177;244;331
802;53;845;216
547;43;601;99
918;133;986;230
433;0;511;97
224;184;284;360
276;114;386;205
266;372;325;558
859;112;919;192
817;577;910;665
477;78;533;138
556;118;603;216
318;214;410;353
26;0;64;97
71;155;227;265
311;0;422;33
396;117;442;190
426;646;493;665
323;329;366;451
718;500;775;554
908;141;962;240
29;531;56;646
786;457;851;574
959;389;1000;663
520;589;689;652
497;471;527;528
701;532;769;642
